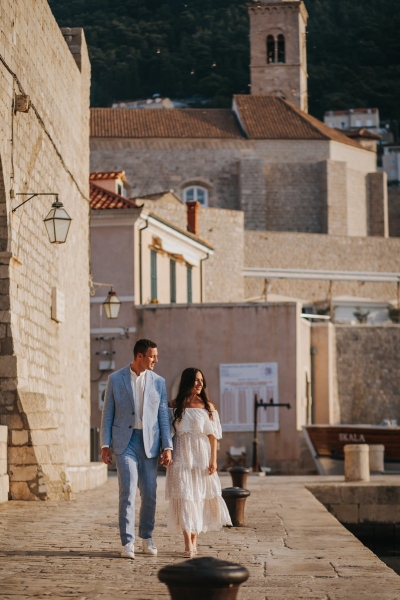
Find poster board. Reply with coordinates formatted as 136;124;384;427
220;363;279;432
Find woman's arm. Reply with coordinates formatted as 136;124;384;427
207;434;218;475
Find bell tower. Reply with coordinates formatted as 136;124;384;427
248;0;308;112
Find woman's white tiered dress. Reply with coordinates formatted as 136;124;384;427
166;408;232;533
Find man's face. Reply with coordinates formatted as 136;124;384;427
138;347;158;371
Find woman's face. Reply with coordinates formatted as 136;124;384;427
191;371;204;396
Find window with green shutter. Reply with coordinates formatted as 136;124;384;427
150;250;157;301
187;266;193;303
170;259;176;303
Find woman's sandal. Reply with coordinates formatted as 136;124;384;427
183;550;194;558
192;547;198;555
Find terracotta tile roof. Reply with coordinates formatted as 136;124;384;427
90;182;141;210
90;108;242;138
233;95;364;148
90;97;367;149
90;171;126;181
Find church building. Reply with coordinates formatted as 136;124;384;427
91;0;387;247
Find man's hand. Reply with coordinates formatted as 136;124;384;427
101;447;113;466
160;449;173;467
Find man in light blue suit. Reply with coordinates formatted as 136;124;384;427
101;339;173;559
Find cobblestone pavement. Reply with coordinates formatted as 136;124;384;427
1;473;400;600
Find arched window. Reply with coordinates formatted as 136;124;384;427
277;34;285;63
267;35;275;64
266;34;286;64
183;186;208;206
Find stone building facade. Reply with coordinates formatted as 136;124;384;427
90;96;384;236
0;1;106;500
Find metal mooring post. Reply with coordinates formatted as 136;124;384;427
221;487;251;527
251;394;291;472
228;466;250;488
158;556;249;600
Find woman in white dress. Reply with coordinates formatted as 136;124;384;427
166;367;232;557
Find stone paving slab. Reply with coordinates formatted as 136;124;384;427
0;473;400;599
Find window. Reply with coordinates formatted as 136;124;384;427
355;120;362;127
187;266;193;304
183;186;208;206
170;259;176;304
277;34;285;63
266;34;285;64
150;250;157;301
267;35;275;63
117;183;122;195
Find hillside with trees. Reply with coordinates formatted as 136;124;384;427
49;0;400;124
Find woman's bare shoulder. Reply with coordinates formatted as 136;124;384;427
208;402;216;411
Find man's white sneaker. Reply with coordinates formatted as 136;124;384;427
121;542;135;559
142;538;158;555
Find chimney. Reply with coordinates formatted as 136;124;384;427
186;201;199;235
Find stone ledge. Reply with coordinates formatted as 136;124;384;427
307;481;400;524
66;462;107;493
0;473;9;503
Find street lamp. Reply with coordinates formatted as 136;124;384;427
103;288;121;319
43;198;72;244
12;193;72;244
90;279;122;319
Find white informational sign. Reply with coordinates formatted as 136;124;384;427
51;287;65;323
220;363;279;432
98;381;107;411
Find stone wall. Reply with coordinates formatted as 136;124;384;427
325;160;347;235
244;231;400;303
388;186;400;238
335;325;400;425
264;162;326;233
368;173;388;237
0;425;9;503
90;137;383;235
240;157;266;230
347;168;368;236
0;1;105;499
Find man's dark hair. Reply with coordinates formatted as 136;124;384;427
133;339;157;358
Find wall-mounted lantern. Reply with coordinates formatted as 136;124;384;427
103;288;122;319
12;193;72;244
90;279;122;319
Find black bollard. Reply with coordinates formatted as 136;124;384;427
222;487;251;527
158;556;249;600
228;466;250;489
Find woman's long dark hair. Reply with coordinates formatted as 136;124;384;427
171;367;213;430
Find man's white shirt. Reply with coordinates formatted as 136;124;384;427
130;367;146;429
